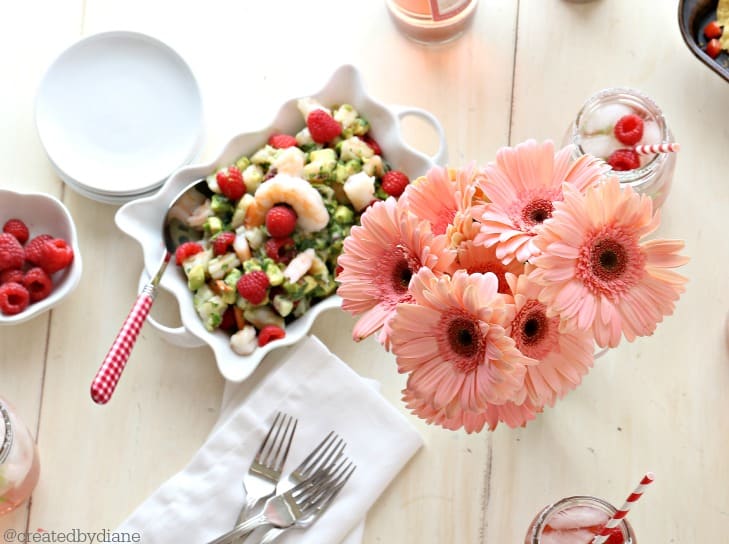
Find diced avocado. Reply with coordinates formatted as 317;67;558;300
350;117;370;137
186;264;206;291
210;279;237;304
333;205;354;225
204;216;223;236
272;294;294;317
211;194;234;215
309;148;337;163
264;261;284;286
242;258;263;273
251;145;277;166
334;159;362;183
242;164;264;194
182;249;212;278
293;297;311;318
224;268;242;290
193;286;228;331
235;156;251;172
303;160;337;183
244;226;266;250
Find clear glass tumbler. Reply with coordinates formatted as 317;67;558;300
525;496;636;543
385;0;479;44
0;397;40;515
564;87;676;210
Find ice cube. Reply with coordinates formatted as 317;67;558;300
639;120;661;145
548;506;609;530
582;103;634;135
542;529;600;544
579;134;620;160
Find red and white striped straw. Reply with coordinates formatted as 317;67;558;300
591;472;655;544
634;143;680;155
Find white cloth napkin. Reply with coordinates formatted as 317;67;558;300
117;335;423;544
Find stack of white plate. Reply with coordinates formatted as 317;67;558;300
35;31;204;204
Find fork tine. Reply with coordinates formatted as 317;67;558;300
272;417;297;472
301;461;356;515
261;412;289;466
255;411;283;463
294;431;335;474
307;436;345;476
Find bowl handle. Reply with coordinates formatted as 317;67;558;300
137;269;206;348
390;105;448;166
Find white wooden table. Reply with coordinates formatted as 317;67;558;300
1;0;728;541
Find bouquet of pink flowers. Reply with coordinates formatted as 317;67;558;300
336;140;688;432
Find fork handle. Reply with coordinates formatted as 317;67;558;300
207;514;268;544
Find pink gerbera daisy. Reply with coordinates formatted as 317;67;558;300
529;177;689;348
475;140;607;264
506;269;595;406
401;164;481;249
457;240;525;295
402;389;541;433
337;197;455;348
390;268;533;419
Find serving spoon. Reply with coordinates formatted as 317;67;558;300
90;179;211;404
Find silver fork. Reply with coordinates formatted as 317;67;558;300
276;431;345;495
237;412;297;523
258;461;356;543
207;457;354;544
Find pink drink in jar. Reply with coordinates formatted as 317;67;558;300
525;496;635;544
385;0;479;44
0;398;40;515
564;87;676;210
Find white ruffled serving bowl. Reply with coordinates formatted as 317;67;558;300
115;64;447;382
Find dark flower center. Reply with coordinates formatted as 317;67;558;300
447;317;483;370
391;258;413;294
522;198;554;227
591;239;627;279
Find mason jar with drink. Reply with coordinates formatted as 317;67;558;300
0;397;40;515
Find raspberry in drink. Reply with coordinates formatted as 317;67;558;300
0;398;40;515
525;496;636;544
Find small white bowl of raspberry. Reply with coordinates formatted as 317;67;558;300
0;189;82;325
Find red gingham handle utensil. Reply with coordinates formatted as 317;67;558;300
91;285;155;404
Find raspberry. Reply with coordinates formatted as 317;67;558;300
23;267;53;302
39;238;74;274
258;324;286;347
212;231;236;256
219;306;237;331
0;233;25;271
0;282;30;315
25;234;53;265
268;133;298;149
613;114;644;145
362;134;382;156
216;166;246;201
3;219;29;245
607;148;641;171
381;170;410;197
0;268;23;285
601;527;625;544
236;270;270;305
265;205;298;238
264;237;295;263
175;241;204;265
306;110;342;143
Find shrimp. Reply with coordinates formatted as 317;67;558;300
233;227;251;262
187;199;214;228
166;188;206;224
283;248;316;283
248;173;329;232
